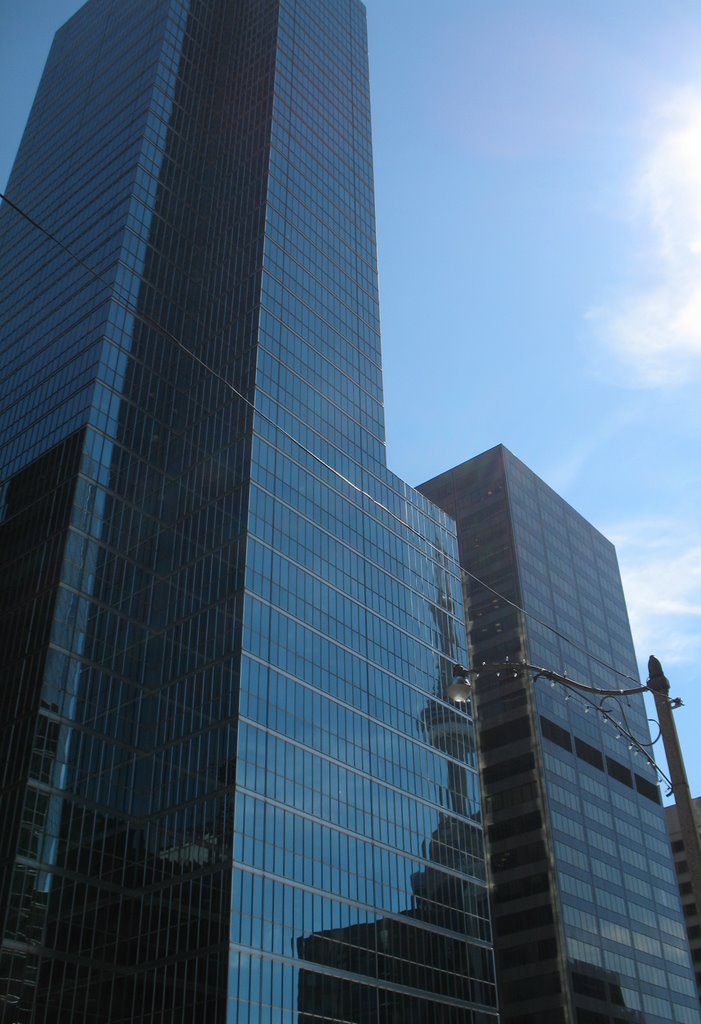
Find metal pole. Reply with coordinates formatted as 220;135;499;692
647;655;701;908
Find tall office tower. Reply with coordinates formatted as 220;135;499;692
0;1;497;1022
666;798;701;1000
420;445;700;1024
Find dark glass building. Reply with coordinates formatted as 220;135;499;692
420;445;700;1024
0;1;497;1022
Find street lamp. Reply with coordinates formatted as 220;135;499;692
646;656;701;918
450;656;701;872
449;655;686;790
446;664;473;703
450;657;655;701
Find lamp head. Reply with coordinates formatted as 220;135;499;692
447;664;472;703
647;655;670;695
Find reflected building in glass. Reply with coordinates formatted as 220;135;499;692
0;0;497;1021
420;445;701;1024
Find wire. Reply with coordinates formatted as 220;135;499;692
460;570;640;684
577;689;671;789
0;190;644;688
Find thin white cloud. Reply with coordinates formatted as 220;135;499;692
545;405;638;493
595;87;701;387
609;517;701;669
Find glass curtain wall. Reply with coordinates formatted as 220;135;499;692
0;1;498;1022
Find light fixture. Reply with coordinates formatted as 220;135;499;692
447;665;472;703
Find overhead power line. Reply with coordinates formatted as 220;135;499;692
0;190;641;686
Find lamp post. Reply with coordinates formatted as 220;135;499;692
448;657;681;788
449;655;701;895
647;656;701;915
449;658;653;702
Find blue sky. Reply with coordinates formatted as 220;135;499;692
2;0;700;799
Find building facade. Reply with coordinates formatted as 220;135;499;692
420;446;700;1024
0;1;497;1022
666;798;701;1002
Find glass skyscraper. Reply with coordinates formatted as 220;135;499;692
0;1;497;1022
420;446;700;1024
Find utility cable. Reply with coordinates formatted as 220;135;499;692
0;190;644;688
